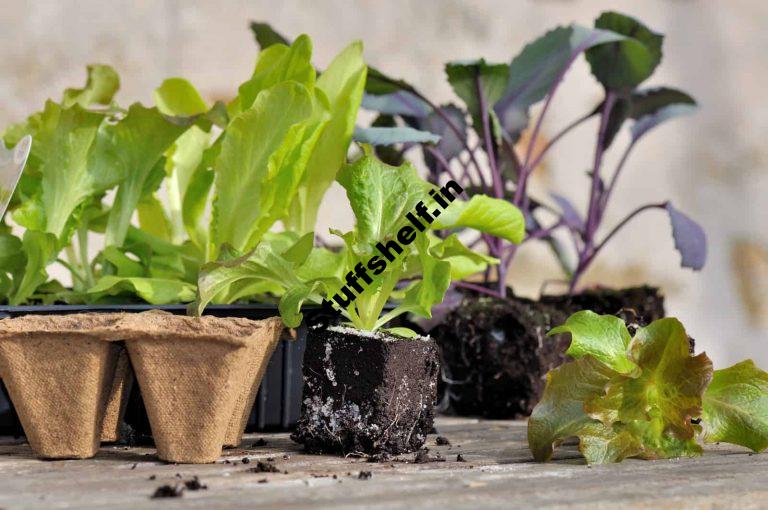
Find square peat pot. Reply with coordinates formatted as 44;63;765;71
292;325;440;456
0;304;310;438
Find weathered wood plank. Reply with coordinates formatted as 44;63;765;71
0;418;766;509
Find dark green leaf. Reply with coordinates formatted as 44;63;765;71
586;12;664;90
249;21;290;49
365;66;417;96
494;25;625;138
445;59;508;137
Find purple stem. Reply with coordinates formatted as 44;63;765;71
476;74;503;199
570;201;668;293
599;139;636;216
583;91;617;251
525;219;565;241
569;91;616;293
525;111;593;176
475;73;508;294
454;280;501;298
424;145;462;186
411;91;487;190
514;35;600;208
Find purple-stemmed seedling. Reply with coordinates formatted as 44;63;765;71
355;11;707;298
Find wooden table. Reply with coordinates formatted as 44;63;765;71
0;417;766;509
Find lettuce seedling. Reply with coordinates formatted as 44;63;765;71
355;11;707;297
194;150;522;336
1;31;367;307
529;311;768;464
0;65;183;304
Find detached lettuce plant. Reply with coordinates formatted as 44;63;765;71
357;11;707;296
194;150;525;336
529;311;768;464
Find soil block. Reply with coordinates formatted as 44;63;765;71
433;286;665;418
119;311;282;463
0;313;124;459
292;325;439;456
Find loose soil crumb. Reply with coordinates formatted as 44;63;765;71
435;436;451;445
247;461;281;474
413;448;445;464
253;438;268;447
151;484;183;498
184;477;207;491
148;475;156;481
258;478;268;484
366;452;391;463
456;454;466;462
242;457;250;464
358;471;372;480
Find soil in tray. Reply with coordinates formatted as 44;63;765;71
433;286;666;418
291;325;439;456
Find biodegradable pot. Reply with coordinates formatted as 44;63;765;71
99;345;133;442
292;325;439;456
118;311;282;463
0;304;308;438
0;313;124;459
433;286;666;419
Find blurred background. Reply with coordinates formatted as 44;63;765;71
0;0;765;366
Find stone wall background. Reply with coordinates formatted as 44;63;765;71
1;0;765;366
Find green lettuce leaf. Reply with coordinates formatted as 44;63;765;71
286;40;367;233
528;355;619;462
137;193;173;241
97;104;188;246
88;275;196;304
530;313;715;465
163;126;211;243
212;81;326;254
35;101;111;238
9;231;58;305
154;78;208;117
337;146;430;249
548;310;636;373
432;194;525;244
62;64;120;108
183;140;219;254
237;34;315;112
192;232;339;317
374;233;451;329
702;360;768;452
427;233;496;280
619;319;713;438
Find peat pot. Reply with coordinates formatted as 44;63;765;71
0;304;309;440
0;311;283;462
